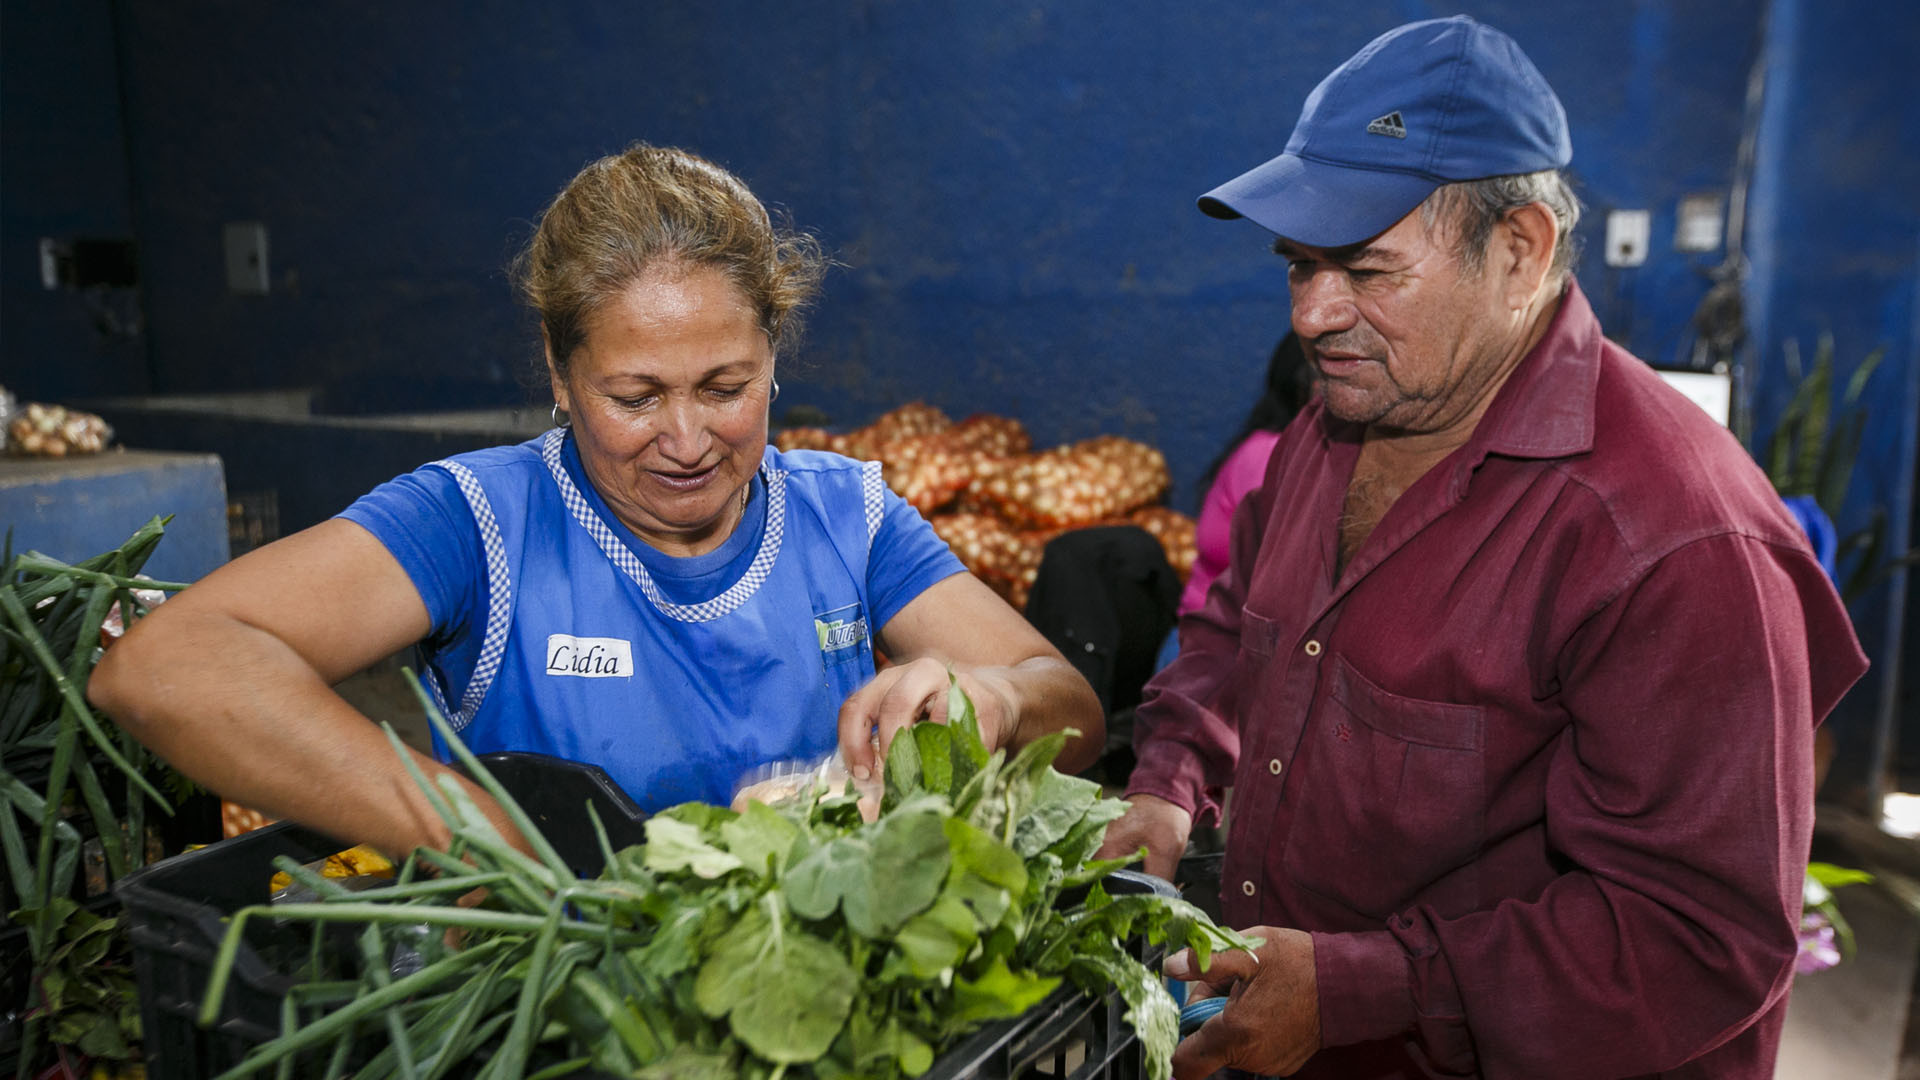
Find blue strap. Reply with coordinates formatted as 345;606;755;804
1178;995;1228;1037
1781;494;1839;584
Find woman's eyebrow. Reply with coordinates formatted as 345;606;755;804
600;359;759;387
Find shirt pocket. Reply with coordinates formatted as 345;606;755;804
1282;654;1486;919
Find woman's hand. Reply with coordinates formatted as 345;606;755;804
836;658;1015;779
837;573;1105;780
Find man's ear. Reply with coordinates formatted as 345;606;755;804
1498;202;1558;309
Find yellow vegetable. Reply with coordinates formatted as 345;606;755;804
269;844;397;892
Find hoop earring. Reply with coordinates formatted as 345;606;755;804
551;403;570;429
770;379;781;404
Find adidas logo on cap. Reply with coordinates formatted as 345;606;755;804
1366;111;1407;139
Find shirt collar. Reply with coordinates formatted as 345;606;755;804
1311;279;1604;463
1463;278;1602;462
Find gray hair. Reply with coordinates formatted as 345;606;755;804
1420;170;1583;283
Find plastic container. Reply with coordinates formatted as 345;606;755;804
923;870;1178;1080
119;753;1176;1080
117;752;646;1080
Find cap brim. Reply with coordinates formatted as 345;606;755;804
1197;153;1441;249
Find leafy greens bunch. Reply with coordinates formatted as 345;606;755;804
199;677;1256;1080
2;517;192;1070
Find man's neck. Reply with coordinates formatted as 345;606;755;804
1337;283;1565;575
1364;283;1565;456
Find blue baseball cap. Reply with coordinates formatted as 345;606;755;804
1198;16;1571;247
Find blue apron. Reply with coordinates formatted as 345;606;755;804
419;430;885;811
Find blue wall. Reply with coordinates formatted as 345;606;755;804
3;1;1915;784
43;0;1763;508
0;0;147;397
1743;0;1920;796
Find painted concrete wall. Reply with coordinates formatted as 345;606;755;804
1743;0;1920;797
24;1;1761;505
0;0;147;398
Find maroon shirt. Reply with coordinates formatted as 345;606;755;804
1129;283;1866;1079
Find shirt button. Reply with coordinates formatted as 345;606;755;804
1241;880;1257;897
1304;639;1322;656
1268;758;1284;775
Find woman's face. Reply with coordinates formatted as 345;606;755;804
550;265;774;558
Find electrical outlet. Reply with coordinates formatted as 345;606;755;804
224;222;270;295
1605;210;1650;268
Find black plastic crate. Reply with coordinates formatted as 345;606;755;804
922;871;1176;1080
117;751;648;1080
119;753;1174;1080
120;819;344;1077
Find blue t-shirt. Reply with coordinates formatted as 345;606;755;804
339;430;963;811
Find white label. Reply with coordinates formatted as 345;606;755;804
1674;193;1724;253
1655;369;1733;427
544;634;633;679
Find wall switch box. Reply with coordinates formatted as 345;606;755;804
1605;210;1651;267
224;222;270;295
1674;193;1725;252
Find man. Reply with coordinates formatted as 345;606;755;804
1101;16;1867;1079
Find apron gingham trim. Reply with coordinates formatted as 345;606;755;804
541;428;785;623
862;459;885;548
424;458;514;731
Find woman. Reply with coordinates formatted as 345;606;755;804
89;144;1102;856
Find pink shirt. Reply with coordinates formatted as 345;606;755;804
1179;429;1283;616
1129;284;1866;1078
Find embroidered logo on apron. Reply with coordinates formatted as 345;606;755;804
814;603;868;664
544;634;633;678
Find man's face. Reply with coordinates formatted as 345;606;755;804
1279;207;1514;435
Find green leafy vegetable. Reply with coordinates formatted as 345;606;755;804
695;896;858;1062
642;817;744;879
1;518;196;1074
197;671;1261;1079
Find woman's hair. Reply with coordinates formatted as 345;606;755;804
514;143;828;377
1199;331;1314;491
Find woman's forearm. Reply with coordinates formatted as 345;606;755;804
966;655;1106;773
88;606;506;858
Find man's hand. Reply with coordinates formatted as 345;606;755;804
1166;926;1319;1079
1093;793;1192;881
837;658;1014;780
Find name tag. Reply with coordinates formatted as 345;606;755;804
545;634;633;678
